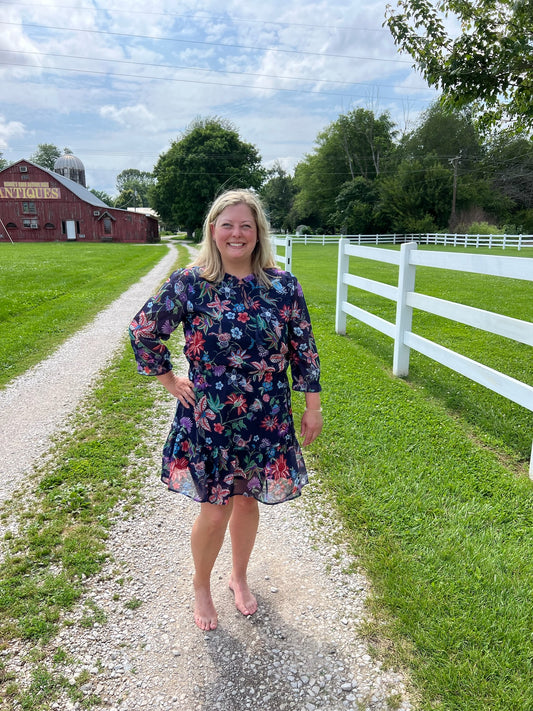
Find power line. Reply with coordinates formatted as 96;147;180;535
0;49;432;95
4;59;419;102
0;1;391;35
0;20;411;64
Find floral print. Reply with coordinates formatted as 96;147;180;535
129;267;321;505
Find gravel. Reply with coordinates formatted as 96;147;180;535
0;244;413;710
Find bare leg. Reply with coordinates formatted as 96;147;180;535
228;496;259;616
191;500;233;631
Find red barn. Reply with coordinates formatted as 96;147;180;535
0;159;159;244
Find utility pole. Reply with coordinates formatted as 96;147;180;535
449;155;460;226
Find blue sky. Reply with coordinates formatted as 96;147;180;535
0;0;437;196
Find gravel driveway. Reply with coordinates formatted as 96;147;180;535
0;245;412;711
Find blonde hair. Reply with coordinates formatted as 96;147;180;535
192;189;276;286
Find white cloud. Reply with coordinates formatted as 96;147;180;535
0;116;26;150
100;104;161;131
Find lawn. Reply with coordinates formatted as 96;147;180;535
1;241;532;710
0;242;169;387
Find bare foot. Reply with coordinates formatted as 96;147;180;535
229;576;258;617
193;579;218;631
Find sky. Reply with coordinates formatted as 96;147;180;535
0;0;438;196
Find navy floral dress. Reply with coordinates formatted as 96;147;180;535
129;266;321;505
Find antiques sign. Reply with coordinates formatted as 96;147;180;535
0;182;61;199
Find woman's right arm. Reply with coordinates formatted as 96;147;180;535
129;270;187;376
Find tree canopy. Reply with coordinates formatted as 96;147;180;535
293;108;396;230
29;143;62;169
0;153;7;171
260;162;297;231
89;189;114;206
114;169;154;208
286;102;531;234
385;0;533;133
150;117;264;238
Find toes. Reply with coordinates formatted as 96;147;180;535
194;613;218;631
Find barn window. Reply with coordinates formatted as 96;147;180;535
22;202;36;214
103;216;112;234
6;222;17;229
23;219;31;228
44;223;55;229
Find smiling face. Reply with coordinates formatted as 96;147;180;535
210;203;258;276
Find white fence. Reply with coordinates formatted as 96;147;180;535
271;235;293;271
335;240;533;476
274;232;533;250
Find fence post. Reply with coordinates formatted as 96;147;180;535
335;238;349;335
393;242;418;376
285;236;292;272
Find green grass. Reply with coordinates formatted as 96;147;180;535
0;242;168;387
292;243;533;710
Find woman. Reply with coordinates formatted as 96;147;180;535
129;189;322;631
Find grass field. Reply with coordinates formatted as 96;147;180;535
0;242;168;388
1;242;532;710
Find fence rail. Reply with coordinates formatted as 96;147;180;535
274;232;533;250
335;239;533;476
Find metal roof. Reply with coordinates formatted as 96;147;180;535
39;163;108;207
54;154;85;171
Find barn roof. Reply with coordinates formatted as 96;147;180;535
40;165;108;207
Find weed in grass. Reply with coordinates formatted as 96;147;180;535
18;665;69;710
52;647;71;665
124;597;143;610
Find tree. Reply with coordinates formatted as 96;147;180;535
293;109;396;230
401;103;483;171
29;143;61;169
150;117;264;239
259;162;297;231
378;157;453;232
115;168;154;208
486;134;533;210
385;0;533;133
0;153;7;171
484;133;533;230
89;189;114;206
330;178;380;234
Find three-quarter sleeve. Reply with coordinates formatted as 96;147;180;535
129;269;189;376
287;278;321;392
